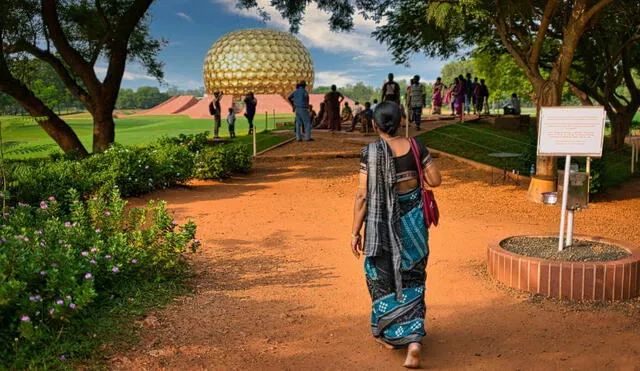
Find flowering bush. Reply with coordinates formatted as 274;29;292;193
0;188;199;365
194;144;252;180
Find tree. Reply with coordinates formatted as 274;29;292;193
116;88;136;110
372;0;617;201
134;86;168;109
1;0;164;154
440;59;475;87
471;52;532;103
561;1;640;151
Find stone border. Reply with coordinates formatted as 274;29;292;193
487;234;640;301
254;137;296;157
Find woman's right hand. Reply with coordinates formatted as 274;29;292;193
351;235;362;259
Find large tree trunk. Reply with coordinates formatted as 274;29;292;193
92;106;116;153
0;76;88;156
527;80;563;202
609;109;635;151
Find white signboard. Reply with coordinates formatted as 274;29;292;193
538;106;606;157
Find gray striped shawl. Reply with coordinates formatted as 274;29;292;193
363;138;404;300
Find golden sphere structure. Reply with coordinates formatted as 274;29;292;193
203;28;314;99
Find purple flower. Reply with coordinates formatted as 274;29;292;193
48;196;56;201
65;295;71;300
59;355;66;361
90;248;97;253
3;212;8;217
35;230;43;235
104;211;111;216
21;315;30;322
112;266;119;273
69;303;76;310
89;259;97;264
51;263;57;268
39;242;46;247
105;255;112;260
40;201;48;210
64;222;71;228
84;273;92;280
40;270;46;276
130;259;137;264
18;202;28;207
34;295;41;301
56;299;63;305
81;251;88;257
49;308;55;315
29;296;36;301
23;237;29;242
95;228;102;233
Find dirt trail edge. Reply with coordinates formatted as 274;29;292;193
113;153;640;370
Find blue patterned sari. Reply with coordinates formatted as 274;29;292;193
364;188;428;347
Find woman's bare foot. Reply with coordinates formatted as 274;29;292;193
374;337;395;350
402;342;421;368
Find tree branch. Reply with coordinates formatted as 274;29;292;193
41;0;102;95
529;0;559;70
581;0;617;27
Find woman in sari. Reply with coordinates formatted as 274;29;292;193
453;77;465;121
350;102;441;368
431;77;443;115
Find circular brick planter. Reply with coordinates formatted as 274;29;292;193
487;235;640;301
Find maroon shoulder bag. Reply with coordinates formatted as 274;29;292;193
409;137;440;228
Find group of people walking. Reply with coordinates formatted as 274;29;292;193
431;73;490;120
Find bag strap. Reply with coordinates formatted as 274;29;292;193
408;137;424;189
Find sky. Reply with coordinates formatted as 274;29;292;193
106;0;451;92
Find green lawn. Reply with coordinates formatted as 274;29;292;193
0;113;294;159
418;121;634;191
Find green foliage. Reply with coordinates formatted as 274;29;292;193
5;132;252;205
440;59;475;87
471;52;533;102
0;188;199;367
194;144;252;180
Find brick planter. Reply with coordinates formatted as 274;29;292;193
487;235;640;301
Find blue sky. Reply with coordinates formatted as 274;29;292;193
107;0;450;91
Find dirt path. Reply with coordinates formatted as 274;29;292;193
114;140;640;370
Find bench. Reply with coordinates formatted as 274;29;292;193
494;114;531;131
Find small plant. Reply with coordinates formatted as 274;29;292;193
194;144;252;180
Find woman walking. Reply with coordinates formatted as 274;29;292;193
350;102;441;368
431;77;443;115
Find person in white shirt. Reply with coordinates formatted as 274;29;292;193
503;93;521;115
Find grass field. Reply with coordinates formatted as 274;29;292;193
419;121;634;191
0;113;295;159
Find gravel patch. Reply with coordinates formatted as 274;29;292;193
500;236;630;262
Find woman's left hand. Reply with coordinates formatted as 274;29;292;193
351;235;362;259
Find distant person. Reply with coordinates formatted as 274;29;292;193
359;101;374;133
314;102;326;128
341;102;353;123
352;101;363;129
288;81;313;141
309;104;317;127
208;91;223;139
447;80;456;115
503;93;521;115
431;77;444;115
381;73;401;105
464;73;474;115
371;99;379;113
471;77;479;114
243;92;257;135
474;79;490;115
408;75;426;130
454;77;465;121
226;107;236;138
405;77;415;125
324;85;345;131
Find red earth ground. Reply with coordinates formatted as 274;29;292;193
112;132;640;370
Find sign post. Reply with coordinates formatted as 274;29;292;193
538;107;606;251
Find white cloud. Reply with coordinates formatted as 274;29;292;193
315;71;358;87
176;12;193;22
94;66;156;82
212;0;387;63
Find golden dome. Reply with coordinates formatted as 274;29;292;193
203;28;314;99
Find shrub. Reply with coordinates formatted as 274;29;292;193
194;144;252;180
0;188;199;366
